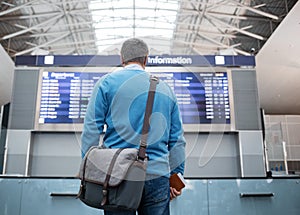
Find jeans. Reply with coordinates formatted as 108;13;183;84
104;176;170;215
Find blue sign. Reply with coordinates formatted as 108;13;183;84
15;55;255;67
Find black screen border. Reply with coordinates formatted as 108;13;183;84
34;67;236;132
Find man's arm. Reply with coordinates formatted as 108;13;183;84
168;101;186;199
81;78;108;158
168;101;186;175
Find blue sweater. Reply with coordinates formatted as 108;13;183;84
81;64;186;176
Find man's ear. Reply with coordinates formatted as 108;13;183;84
120;57;125;66
143;55;148;66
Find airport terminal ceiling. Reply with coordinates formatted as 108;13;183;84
0;0;297;57
0;0;299;114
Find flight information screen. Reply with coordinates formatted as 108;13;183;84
38;71;230;124
158;72;230;124
38;71;106;124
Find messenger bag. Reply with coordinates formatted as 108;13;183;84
77;75;159;211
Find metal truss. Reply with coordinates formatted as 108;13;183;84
0;0;97;56
171;0;288;55
0;0;297;57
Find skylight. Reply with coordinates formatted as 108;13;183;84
89;0;180;53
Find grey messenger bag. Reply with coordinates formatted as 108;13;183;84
77;76;159;211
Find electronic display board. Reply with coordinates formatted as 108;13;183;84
35;68;234;131
156;72;230;125
38;71;105;124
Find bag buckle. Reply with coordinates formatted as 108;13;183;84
101;189;108;206
137;145;147;161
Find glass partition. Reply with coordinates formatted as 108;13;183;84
264;115;300;176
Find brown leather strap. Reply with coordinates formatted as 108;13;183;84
77;146;97;198
101;148;124;206
138;76;159;160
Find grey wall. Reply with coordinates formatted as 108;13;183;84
231;69;261;130
184;132;240;177
29;132;82;176
9;69;39;130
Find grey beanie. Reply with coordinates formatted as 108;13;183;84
121;38;149;62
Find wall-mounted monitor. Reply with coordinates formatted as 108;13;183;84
37;71;105;124
149;67;234;132
34;67;235;132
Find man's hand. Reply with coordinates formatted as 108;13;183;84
170;187;182;201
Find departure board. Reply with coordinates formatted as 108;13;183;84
158;72;230;124
38;71;106;124
38;71;230;124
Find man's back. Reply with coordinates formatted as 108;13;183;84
81;64;185;177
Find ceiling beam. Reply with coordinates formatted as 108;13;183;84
253;3;266;9
0;0;40;17
14;32;70;56
8;20;94;31
174;40;238;49
13;28;94;39
1;14;64;40
62;0;80;54
43;45;98;53
180;0;279;21
33;39;96;48
194;31;251;55
175;20;253;32
1;1;15;7
0;11;62;21
178;8;274;22
226;0;279;20
205;14;265;40
174;29;237;39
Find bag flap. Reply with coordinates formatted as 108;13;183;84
79;147;139;186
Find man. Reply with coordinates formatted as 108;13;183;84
81;38;186;215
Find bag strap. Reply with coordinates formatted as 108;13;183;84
137;75;159;161
101;148;124;206
77;146;97;198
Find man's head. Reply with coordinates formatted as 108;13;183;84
120;38;149;68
